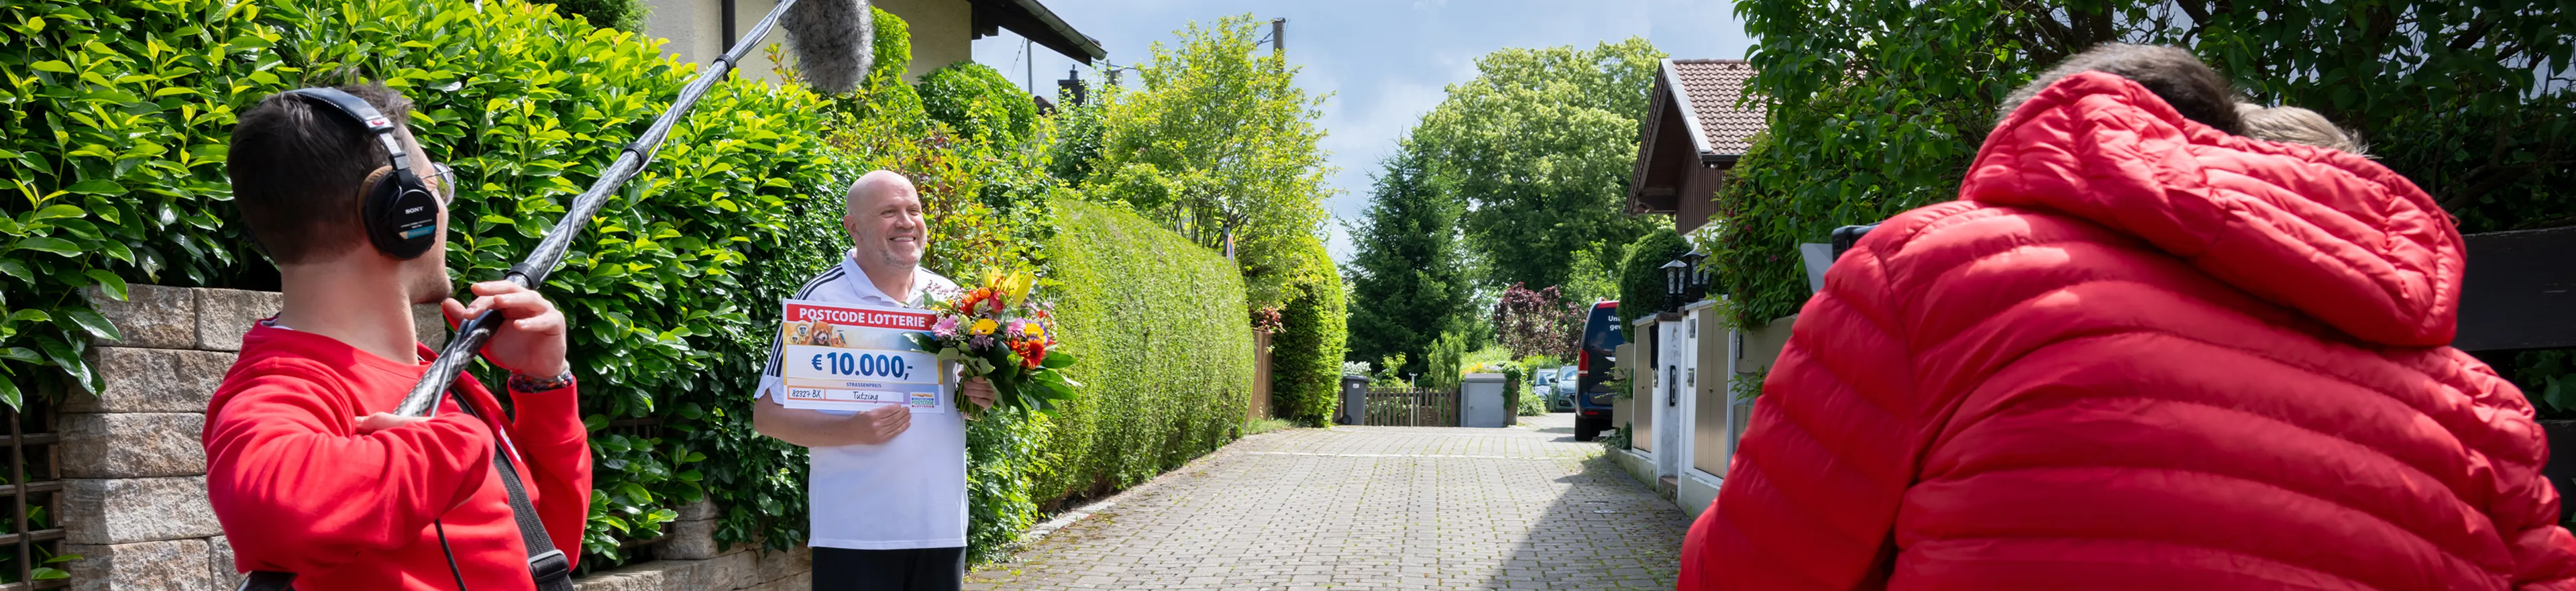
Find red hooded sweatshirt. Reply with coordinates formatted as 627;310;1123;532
1677;72;2576;590
203;322;589;590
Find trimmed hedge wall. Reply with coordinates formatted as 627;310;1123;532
1034;201;1256;501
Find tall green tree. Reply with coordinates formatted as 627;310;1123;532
1084;14;1336;307
1409;39;1666;290
1344;147;1471;377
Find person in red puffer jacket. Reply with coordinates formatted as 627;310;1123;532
1678;44;2576;590
203;83;589;590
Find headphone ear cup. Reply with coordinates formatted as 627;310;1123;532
360;166;440;260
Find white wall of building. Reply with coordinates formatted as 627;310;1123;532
637;0;969;86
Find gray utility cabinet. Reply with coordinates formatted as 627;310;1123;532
1460;373;1511;427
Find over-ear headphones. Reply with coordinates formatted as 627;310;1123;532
279;88;441;260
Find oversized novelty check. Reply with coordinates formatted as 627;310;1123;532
774;299;949;413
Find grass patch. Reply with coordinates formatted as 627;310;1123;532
1241;417;1297;436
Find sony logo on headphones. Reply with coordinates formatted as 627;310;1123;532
404;206;426;214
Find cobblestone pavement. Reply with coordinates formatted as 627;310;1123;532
966;412;1688;590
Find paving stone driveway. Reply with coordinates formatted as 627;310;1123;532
967;413;1688;590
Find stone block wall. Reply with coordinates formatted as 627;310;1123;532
57;284;808;590
575;500;811;591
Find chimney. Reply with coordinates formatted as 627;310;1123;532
1058;66;1087;105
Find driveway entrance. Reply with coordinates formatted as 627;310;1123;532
968;413;1688;590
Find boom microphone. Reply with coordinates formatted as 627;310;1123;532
783;0;873;95
239;1;873;590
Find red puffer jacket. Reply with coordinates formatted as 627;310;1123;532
1677;72;2576;590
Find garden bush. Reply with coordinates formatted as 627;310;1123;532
1270;258;1347;426
1615;228;1689;331
1033;201;1256;503
537;0;643;32
2;0;865;568
916;61;1036;146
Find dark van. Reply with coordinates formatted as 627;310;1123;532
1573;301;1623;441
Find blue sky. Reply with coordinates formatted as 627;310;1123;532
968;0;1755;263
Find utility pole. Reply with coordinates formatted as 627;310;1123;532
1271;17;1285;54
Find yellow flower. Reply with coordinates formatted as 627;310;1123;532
1003;271;1033;307
970;319;998;335
1022;322;1044;337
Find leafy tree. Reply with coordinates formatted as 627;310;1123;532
1085;14;1335;307
1343;147;1470;377
1044;91;1106;184
918;61;1037;145
1409;39;1667;290
537;0;643;32
1491;283;1580;360
1559;239;1623;307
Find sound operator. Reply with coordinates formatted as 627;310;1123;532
200;83;590;591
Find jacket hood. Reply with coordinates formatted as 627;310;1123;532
1960;72;2461;347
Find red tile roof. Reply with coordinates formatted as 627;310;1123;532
1668;59;1763;156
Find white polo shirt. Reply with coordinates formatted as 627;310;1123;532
757;254;965;550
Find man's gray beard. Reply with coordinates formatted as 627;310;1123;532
870;242;922;270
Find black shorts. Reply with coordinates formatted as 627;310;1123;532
812;546;965;591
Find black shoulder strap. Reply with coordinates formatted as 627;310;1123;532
454;390;574;591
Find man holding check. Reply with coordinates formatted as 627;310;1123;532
753;170;996;591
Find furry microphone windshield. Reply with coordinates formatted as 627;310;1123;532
783;0;873;95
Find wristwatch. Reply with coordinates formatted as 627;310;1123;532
508;370;577;392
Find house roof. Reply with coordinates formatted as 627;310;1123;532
1626;59;1766;223
1666;59;1763;162
971;0;1107;64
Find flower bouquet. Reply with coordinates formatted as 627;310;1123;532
908;269;1080;419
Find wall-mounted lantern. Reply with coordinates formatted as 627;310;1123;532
1661;259;1690;309
1681;248;1709;294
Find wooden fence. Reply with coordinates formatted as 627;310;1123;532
1360;385;1458;427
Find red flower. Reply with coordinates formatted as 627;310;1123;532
1019;340;1046;370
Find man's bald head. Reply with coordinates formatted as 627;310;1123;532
843;169;928;272
847;169;916;215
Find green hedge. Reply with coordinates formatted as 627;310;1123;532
3;0;855;568
1034;201;1254;500
1271;257;1346;426
1615;228;1689;331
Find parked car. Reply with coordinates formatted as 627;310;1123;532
1531;366;1559;391
1574;301;1623;441
1551;365;1577;412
